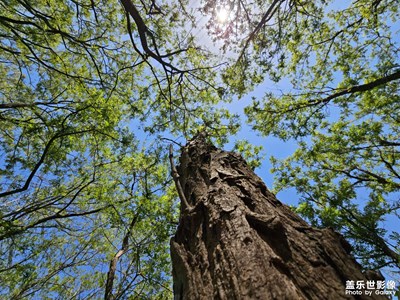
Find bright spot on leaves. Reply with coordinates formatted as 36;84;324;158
217;8;229;23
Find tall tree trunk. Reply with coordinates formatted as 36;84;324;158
170;135;387;299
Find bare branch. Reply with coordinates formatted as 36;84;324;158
104;213;139;300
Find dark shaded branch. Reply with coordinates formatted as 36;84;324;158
238;0;284;61
0;102;53;109
377;138;400;147
0;130;92;198
120;0;180;73
377;149;400;180
311;69;400;106
262;69;400;115
322;164;399;188
3;177;90;220
0;206;109;241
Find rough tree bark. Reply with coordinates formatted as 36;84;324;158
170;135;387;299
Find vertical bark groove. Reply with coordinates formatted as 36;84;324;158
170;136;387;299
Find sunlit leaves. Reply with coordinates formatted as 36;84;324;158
233;140;264;169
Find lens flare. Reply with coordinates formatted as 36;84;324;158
217;8;229;23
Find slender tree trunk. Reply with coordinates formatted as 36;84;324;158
104;215;138;300
170;135;387;299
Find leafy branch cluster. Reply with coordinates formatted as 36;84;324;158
0;0;239;298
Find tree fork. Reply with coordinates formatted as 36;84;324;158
170;135;387;299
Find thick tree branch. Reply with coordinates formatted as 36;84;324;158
311;69;400;106
0;206;109;241
120;0;180;73
0;102;52;109
238;0;284;62
263;69;400;115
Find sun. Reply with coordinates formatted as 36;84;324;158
216;7;229;23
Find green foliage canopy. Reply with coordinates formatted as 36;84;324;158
1;0;399;297
0;0;238;298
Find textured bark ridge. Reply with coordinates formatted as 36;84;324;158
170;135;387;300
